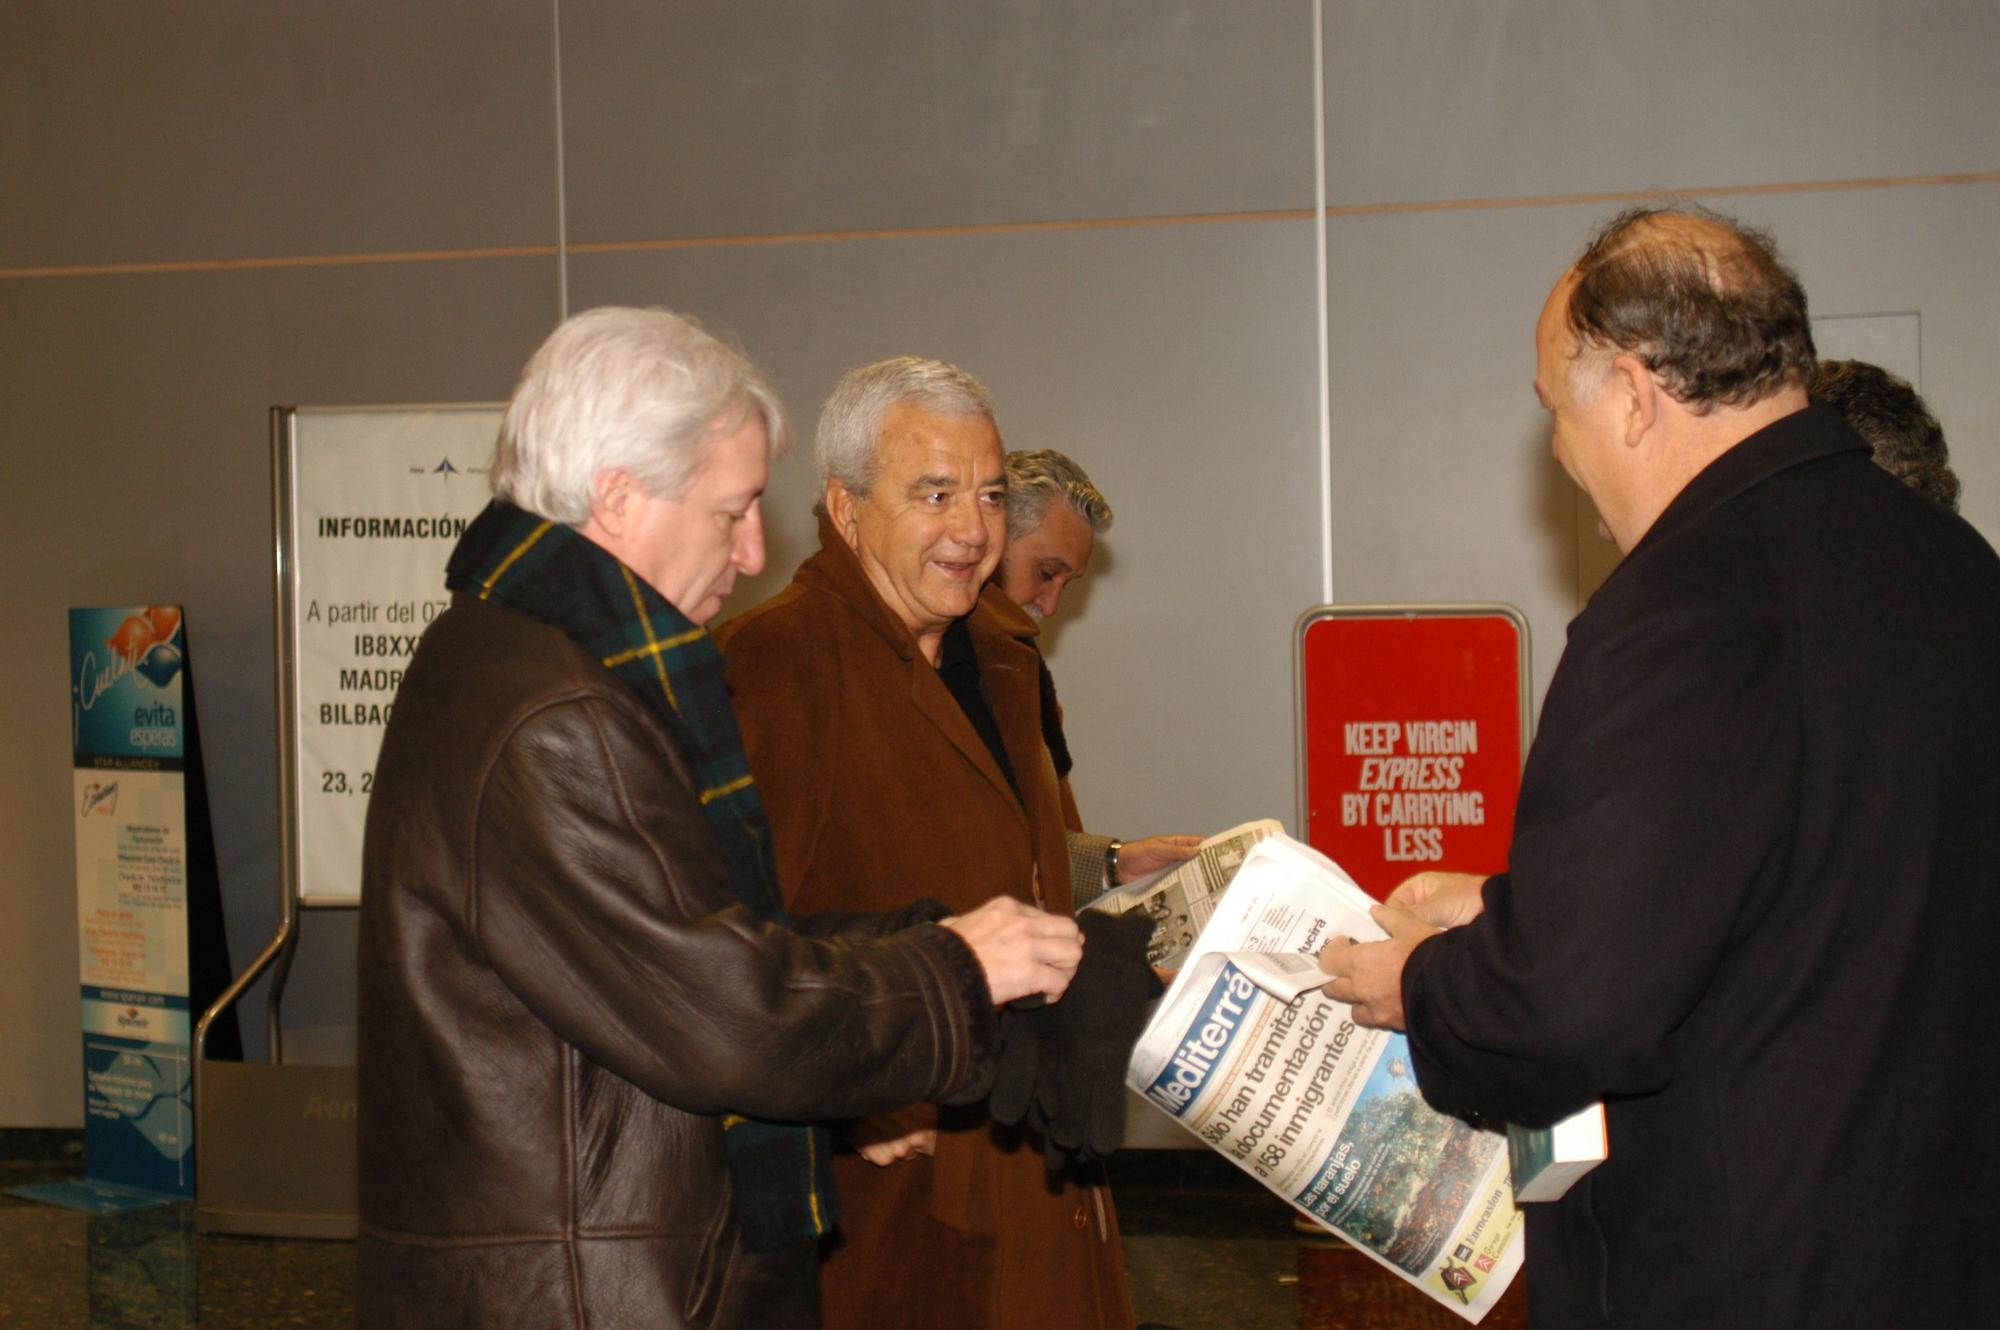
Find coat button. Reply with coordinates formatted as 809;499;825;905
1072;1205;1088;1230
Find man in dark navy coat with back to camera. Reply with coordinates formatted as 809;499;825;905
1321;206;2000;1328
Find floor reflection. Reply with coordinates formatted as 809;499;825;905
5;1149;1305;1329
85;1206;196;1330
2;1155;355;1330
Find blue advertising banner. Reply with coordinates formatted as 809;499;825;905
70;605;197;1197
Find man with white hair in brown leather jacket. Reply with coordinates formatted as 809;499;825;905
357;307;1084;1330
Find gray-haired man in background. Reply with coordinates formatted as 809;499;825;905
996;449;1201;906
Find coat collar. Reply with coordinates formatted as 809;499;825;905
797;511;1047;816
1622;404;1869;564
797;510;926;662
796;510;1043;661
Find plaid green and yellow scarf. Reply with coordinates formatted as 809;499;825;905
445;498;836;1252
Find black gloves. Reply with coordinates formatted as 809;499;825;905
989;910;1163;1177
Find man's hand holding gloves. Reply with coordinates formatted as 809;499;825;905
989;910;1163;1176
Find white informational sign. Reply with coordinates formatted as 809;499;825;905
75;770;191;1025
280;407;502;906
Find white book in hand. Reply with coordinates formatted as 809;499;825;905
1506;1103;1607;1202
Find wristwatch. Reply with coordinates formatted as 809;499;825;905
1103;838;1122;888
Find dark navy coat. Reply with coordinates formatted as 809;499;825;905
1404;406;2000;1328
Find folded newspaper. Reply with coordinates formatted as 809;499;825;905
1124;833;1524;1323
1087;819;1283;968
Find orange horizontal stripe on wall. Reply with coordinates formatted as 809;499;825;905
5;171;1994;281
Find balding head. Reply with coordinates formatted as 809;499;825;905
1563;206;1816;413
1535;206;1816;553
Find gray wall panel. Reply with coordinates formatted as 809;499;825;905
1757;183;2000;540
561;0;1314;242
1323;0;2000;207
1323;205;1603;709
570;218;1323;840
0;260;554;1120
1;0;557;268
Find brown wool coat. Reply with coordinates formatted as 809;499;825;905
715;517;1134;1330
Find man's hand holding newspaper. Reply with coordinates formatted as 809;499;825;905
1316;902;1441;1031
1318;869;1490;1028
1122;834;1525;1323
1386;870;1491;927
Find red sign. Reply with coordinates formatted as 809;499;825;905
1296;607;1529;900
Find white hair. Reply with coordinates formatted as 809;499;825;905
1003;449;1114;543
814;356;994;497
490;306;788;524
1567;342;1615;405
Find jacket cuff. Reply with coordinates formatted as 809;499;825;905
791;896;951;941
908;922;1000;1104
1401;930;1481;1121
878;896;953;932
1067;832;1115;909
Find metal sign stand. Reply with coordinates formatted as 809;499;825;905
194;405;499;1238
194;409;353;1238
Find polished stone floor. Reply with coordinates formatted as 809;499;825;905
4;1135;1505;1329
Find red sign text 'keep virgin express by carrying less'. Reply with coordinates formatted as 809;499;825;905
1299;610;1526;901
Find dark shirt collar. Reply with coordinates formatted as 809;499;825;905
939;616;978;671
936;618;1022;805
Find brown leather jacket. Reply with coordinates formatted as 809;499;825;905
358;594;998;1329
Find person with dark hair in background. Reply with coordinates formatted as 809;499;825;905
357;309;1086;1330
1812;357;1962;510
996;448;1201;906
1321;207;2000;1327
